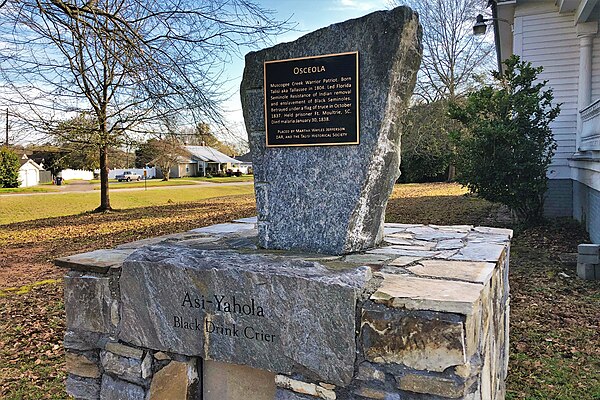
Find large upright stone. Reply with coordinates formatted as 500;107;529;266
241;7;422;255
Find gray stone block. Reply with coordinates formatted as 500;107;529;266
578;243;600;255
101;350;144;385
64;330;107;351
189;223;255;235
577;253;599;264
119;244;371;386
449;242;506;263
275;389;315;400
397;374;468;398
100;374;145;400
64;274;115;333
356;363;386;382
353;386;400;399
66;374;101;400
240;7;422;255
56;249;135;273
577;263;596;280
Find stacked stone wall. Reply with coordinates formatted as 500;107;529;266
57;219;511;400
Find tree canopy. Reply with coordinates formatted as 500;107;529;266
396;0;494;103
0;0;287;210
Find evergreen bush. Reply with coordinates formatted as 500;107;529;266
449;55;560;223
0;147;20;188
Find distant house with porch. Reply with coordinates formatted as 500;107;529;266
169;146;242;178
18;154;44;187
494;0;600;243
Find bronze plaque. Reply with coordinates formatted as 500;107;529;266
264;52;359;147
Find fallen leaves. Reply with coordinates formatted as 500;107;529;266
503;221;600;400
0;184;598;399
0;283;65;399
0;194;256;288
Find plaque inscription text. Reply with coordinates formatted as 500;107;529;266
264;52;359;147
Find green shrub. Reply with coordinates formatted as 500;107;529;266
449;55;560;223
0;147;20;188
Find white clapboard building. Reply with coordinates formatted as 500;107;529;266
493;0;600;243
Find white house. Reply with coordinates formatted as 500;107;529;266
493;0;600;243
18;155;44;187
236;152;253;175
170;146;242;178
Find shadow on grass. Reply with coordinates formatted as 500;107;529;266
386;193;508;227
0;195;257;262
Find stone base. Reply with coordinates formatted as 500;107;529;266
577;243;600;280
57;219;511;400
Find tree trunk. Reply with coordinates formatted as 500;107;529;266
96;143;112;211
161;162;171;181
447;164;456;181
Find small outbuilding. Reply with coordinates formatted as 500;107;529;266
18;154;44;187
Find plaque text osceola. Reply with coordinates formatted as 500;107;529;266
264;52;359;147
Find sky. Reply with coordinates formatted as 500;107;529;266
2;0;393;147
218;0;391;145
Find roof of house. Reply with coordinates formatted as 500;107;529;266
19;155;43;170
184;146;240;164
236;152;252;163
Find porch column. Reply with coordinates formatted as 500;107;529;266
576;22;597;151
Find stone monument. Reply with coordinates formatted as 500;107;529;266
57;7;511;400
241;8;422;254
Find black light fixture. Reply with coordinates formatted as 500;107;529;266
473;14;489;36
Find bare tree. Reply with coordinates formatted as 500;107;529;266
0;0;287;211
138;136;187;181
394;0;494;103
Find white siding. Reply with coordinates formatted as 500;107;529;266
18;163;40;187
515;8;579;179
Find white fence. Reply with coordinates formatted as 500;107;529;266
107;167;157;179
59;169;94;181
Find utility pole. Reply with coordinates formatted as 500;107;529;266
5;108;8;147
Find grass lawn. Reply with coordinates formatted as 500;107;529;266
183;175;254;183
0;185;255;225
102;179;198;190
0;186;59;194
0;182;598;399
